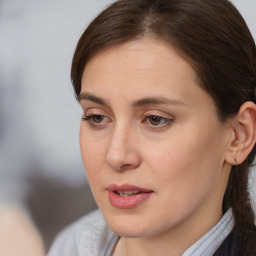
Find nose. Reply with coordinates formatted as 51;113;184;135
106;125;141;172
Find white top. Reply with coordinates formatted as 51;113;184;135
47;209;234;256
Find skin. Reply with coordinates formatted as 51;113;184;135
79;38;234;255
0;206;45;256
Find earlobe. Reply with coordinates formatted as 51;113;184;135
225;101;256;165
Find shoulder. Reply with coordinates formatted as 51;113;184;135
47;209;118;256
214;224;256;256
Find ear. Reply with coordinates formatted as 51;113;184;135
225;101;256;165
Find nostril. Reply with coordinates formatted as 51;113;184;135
119;163;133;171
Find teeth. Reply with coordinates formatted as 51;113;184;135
119;194;129;197
116;190;141;197
122;190;140;195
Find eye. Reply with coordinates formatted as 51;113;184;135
92;115;105;123
143;114;173;129
148;116;164;125
82;114;110;127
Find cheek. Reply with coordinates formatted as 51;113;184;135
143;134;224;222
79;126;107;182
144;124;225;193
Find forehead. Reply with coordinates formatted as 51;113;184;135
83;38;195;75
80;38;213;111
83;39;195;83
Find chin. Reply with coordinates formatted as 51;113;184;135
109;223;150;238
103;211;159;238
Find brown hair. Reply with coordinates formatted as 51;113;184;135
71;0;256;227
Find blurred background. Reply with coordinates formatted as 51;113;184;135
0;0;255;253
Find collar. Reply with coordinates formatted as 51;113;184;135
182;208;234;256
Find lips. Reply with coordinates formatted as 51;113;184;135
107;184;153;209
115;190;141;197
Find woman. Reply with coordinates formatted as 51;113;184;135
48;0;256;255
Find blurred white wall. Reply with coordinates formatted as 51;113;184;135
0;0;255;211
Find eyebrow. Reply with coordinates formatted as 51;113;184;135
78;92;110;107
78;92;187;107
132;97;187;107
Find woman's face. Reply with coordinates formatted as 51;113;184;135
79;39;232;238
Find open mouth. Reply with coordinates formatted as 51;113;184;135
114;190;142;197
108;185;153;209
107;184;153;208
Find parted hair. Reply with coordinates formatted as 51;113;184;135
71;0;256;227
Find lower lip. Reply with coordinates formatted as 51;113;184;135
108;191;153;209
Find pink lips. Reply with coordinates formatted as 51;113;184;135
107;184;153;209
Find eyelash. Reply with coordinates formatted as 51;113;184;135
81;114;174;129
142;115;174;129
82;115;109;128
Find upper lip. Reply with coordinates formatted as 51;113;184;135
107;184;153;193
